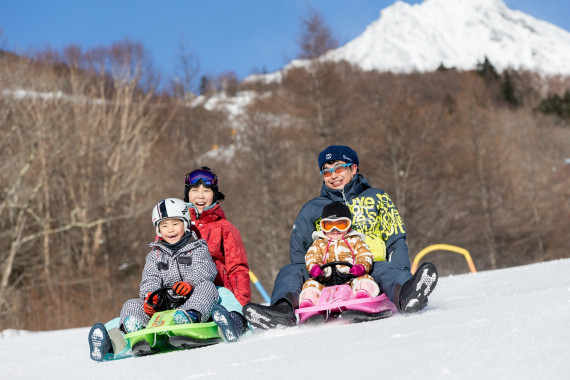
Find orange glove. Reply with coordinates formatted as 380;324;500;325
144;292;161;317
172;281;192;296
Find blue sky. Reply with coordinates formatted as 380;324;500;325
2;1;569;84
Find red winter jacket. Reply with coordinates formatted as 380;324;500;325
190;204;251;306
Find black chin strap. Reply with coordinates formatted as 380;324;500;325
162;232;193;251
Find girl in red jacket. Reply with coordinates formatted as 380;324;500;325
184;167;251;342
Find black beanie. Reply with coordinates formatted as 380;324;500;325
318;145;359;170
322;202;352;220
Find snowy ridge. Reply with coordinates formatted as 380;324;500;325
2;258;569;379
325;0;570;75
248;0;570;82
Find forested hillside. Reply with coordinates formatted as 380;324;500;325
1;26;569;331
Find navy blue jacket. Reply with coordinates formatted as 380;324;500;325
289;174;410;268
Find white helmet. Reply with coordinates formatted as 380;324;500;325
152;198;190;237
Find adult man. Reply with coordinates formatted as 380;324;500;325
243;145;438;328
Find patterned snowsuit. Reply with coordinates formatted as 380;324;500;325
300;230;380;305
120;231;218;325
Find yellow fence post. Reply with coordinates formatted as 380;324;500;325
411;244;477;274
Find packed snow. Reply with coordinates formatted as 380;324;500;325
1;258;569;379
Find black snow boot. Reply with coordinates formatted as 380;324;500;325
212;304;247;343
396;262;438;314
243;292;298;329
88;323;112;362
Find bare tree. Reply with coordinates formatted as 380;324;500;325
289;9;349;145
228;100;296;290
170;36;201;98
297;7;338;60
0;41;173;327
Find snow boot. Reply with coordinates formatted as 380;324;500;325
396;262;438;313
88;323;112;362
173;309;201;324
212;304;247;343
123;316;145;333
355;290;372;299
352;277;380;298
299;287;321;308
243;292;297;329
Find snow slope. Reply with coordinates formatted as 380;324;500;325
1;259;569;380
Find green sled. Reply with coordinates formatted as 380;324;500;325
125;310;222;356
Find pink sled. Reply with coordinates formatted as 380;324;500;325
295;284;398;324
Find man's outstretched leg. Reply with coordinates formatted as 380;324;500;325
395;262;438;313
243;292;298;329
243;263;306;329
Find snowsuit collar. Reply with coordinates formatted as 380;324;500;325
151;231;195;256
187;202;226;223
196;203;226;223
319;174;371;202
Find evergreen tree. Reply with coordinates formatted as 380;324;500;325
501;70;522;107
535;90;570;120
199;75;210;96
476;56;499;83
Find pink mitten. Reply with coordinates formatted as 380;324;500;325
309;265;323;278
349;264;366;277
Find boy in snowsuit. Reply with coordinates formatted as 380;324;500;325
88;198;218;361
300;202;379;321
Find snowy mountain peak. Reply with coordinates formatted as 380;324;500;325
323;0;570;76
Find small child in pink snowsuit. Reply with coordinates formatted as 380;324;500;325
299;202;380;308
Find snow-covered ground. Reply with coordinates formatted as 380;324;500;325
1;259;569;380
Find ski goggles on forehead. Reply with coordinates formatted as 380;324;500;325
320;163;352;177
184;169;218;187
320;217;351;232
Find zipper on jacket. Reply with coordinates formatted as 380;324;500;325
341;188;347;204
